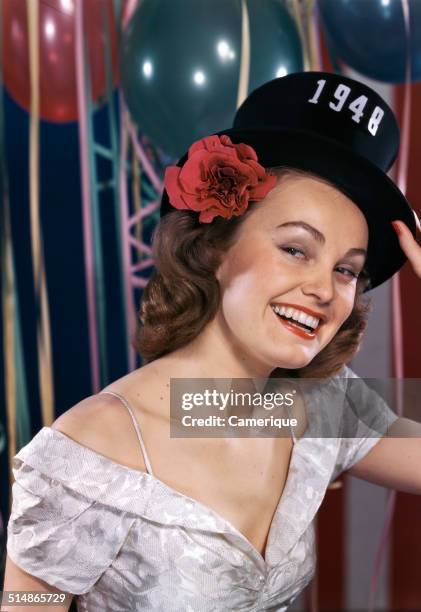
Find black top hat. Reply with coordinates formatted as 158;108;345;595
160;71;417;292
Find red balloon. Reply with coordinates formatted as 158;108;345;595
2;0;119;122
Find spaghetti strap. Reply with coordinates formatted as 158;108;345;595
99;390;155;476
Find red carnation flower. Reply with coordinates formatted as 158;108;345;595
164;134;277;223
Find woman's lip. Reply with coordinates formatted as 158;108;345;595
272;309;320;340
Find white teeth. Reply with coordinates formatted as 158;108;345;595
271;305;321;330
304;314;314;328
298;312;307;325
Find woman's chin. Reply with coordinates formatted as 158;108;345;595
272;349;315;371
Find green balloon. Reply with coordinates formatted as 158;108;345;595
120;0;303;159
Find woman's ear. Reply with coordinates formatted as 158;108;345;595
215;255;228;285
215;262;223;283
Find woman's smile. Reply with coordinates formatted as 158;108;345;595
270;305;323;341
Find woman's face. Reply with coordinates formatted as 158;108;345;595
214;174;369;373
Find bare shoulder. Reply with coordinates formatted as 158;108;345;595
51;389;148;472
52;392;121;441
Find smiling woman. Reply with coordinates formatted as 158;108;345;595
5;71;421;612
137;166;373;379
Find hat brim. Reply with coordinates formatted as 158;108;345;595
160;128;416;292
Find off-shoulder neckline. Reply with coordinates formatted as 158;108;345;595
14;426;335;569
40;426;299;567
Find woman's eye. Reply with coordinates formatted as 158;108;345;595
336;267;359;279
281;247;359;279
281;246;306;258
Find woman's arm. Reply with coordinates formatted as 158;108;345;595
361;217;420;490
347;416;421;493
1;554;73;612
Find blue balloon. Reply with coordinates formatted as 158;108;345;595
120;0;303;159
318;0;421;83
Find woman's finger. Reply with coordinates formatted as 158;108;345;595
391;218;421;277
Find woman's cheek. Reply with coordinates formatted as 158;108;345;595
339;286;358;317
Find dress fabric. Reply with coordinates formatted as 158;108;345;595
7;365;398;611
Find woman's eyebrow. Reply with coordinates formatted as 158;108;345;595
276;220;367;258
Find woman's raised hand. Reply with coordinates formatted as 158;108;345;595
391;211;421;277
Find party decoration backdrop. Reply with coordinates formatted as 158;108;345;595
2;0;119;122
318;0;421;84
120;0;304;158
1;1;420;609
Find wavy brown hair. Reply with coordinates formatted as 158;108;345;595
134;168;373;379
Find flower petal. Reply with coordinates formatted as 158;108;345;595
164;166;190;210
165;134;275;223
219;135;234;147
244;158;268;180
188;137;207;157
249;173;278;200
234;142;258;162
198;207;227;223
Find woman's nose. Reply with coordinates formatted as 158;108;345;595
300;269;335;303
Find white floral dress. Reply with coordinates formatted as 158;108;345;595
7;366;397;611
